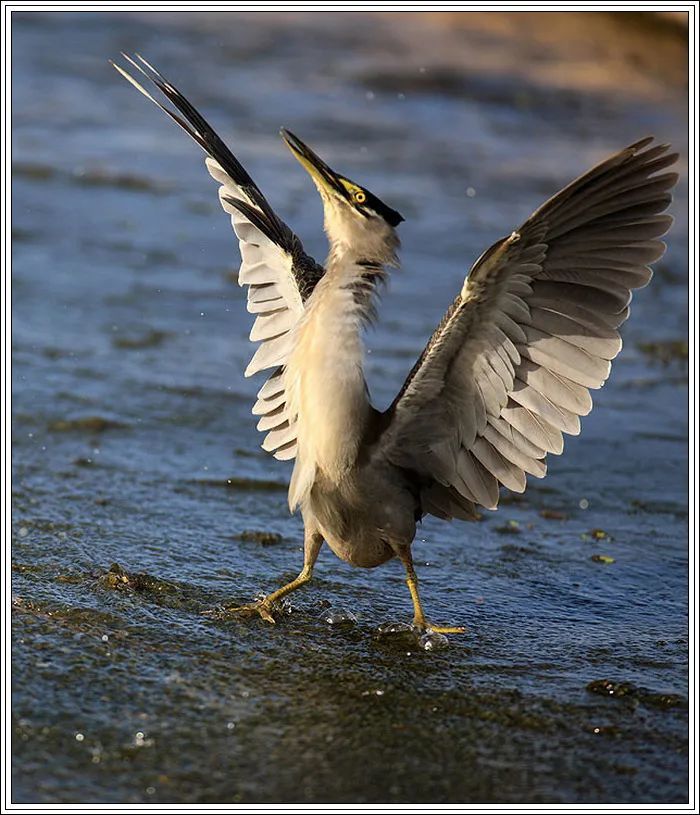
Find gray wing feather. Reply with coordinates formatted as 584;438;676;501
381;138;678;515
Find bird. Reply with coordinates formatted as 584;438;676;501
112;54;678;635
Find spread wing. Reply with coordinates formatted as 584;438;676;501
112;54;324;461
380;138;678;518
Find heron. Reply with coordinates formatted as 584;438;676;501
112;54;677;635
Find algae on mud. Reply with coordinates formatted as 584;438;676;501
12;10;688;805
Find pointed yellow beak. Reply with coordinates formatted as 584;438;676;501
281;129;347;198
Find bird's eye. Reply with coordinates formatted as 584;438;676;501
354;191;366;204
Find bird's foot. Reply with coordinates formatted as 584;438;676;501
376;620;466;636
375;620;466;651
412;618;466;635
412;619;465;651
203;598;279;624
229;599;278;624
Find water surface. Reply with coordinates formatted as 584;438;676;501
12;11;688;804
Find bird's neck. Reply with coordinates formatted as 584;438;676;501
327;237;397;324
327;230;399;273
285;245;392;511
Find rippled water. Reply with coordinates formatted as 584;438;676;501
12;11;688;804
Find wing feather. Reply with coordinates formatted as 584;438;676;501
381;138;677;514
113;55;325;461
482;422;547;477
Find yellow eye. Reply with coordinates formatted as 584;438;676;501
354;191;366;204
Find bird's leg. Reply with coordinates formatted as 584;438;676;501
224;529;323;624
398;547;465;634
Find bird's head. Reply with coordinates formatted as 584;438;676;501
281;129;403;262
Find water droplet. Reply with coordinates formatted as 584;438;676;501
75;732;84;742
101;634;109;642
397;92;406;100
321;608;357;626
365;90;375;100
579;498;589;509
226;721;236;730
466;187;476;198
418;631;449;652
18;528;28;538
146;786;156;795
279;597;295;615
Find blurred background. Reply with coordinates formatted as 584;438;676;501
12;11;688;805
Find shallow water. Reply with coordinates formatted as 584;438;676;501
11;11;688;804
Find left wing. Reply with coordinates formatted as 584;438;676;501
111;54;324;461
379;138;677;519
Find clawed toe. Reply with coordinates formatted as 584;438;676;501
203;600;277;624
413;620;466;635
230;601;277;624
428;624;466;634
376;620;466;643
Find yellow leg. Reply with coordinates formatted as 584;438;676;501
225;530;323;624
398;548;465;634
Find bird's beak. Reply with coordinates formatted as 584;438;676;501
281;129;347;199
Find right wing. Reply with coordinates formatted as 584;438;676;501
379;138;677;518
112;54;324;461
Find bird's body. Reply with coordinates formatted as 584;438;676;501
309;464;411;568
113;55;678;633
284;205;414;569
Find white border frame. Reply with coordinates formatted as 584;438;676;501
3;2;696;812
